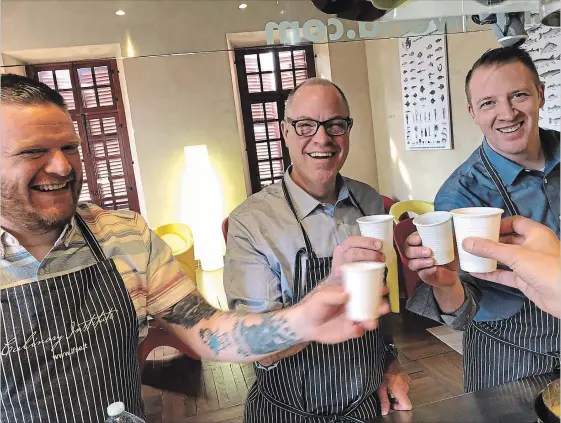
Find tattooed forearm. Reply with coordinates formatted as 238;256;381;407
158;292;306;361
163;295;218;329
199;313;301;357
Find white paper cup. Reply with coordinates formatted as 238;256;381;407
413;211;455;265
341;261;386;321
356;215;394;257
450;207;504;273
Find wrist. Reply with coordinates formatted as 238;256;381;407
283;305;309;343
433;279;466;314
433;277;462;293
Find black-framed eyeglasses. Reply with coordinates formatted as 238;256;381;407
286;117;353;137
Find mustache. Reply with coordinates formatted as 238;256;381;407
30;171;78;187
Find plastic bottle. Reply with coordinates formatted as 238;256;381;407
105;402;146;423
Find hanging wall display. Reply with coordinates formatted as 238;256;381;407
522;25;560;132
399;31;452;150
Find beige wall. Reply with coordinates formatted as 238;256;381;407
121;53;248;229
329;41;380;190
366;30;498;202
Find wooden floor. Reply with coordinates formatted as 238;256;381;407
140;303;464;423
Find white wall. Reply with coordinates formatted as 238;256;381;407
366;30;499;201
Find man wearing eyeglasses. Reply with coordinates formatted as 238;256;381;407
224;78;411;423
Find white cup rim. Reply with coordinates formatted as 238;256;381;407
450;207;504;218
341;261;386;272
413;211;452;227
356;215;394;224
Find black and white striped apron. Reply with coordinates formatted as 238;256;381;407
0;214;143;422
461;149;560;392
244;180;386;423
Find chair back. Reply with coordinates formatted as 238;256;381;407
153;223;196;282
393;218;423;298
381;195;396;214
389;200;434;224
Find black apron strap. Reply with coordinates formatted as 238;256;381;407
479;147;520;216
74;212;107;263
347;189;366;217
282;179;315;257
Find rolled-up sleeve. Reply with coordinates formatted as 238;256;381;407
406;274;480;331
224;214;283;313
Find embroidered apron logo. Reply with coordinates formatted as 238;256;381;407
0;309;117;358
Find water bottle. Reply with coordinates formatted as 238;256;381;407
105;402;146;423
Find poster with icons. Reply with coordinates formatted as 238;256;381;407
399;30;452;150
521;24;560;132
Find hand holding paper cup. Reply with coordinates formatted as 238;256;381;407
356;215;394;256
412;211;455;265
450;207;504;273
341;261;386;321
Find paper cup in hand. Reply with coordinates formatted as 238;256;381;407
356;215;394;257
450;207;504;273
341;262;385;321
413;211;455;265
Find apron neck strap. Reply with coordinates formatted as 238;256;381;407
282;179;315;257
74;212;107;263
347;189;366;216
479;147;520;217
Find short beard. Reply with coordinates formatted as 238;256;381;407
1;179;81;233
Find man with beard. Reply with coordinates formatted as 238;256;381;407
0;74;388;423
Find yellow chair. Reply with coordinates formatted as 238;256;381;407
154;223;196;283
389;200;435;224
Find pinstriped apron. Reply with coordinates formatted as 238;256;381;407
244;179;386;423
461;149;560;392
0;214;143;422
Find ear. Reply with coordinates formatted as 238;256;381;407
281;120;289;138
467;102;476;122
537;82;546;109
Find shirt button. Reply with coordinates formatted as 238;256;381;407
545;178;548;184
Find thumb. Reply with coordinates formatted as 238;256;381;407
471;269;518;289
377;384;390;416
462;237;515;267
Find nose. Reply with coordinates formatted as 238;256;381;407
496;99;517;121
311;123;333;144
44;149;72;176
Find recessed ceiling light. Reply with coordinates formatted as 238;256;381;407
116;10;126;16
239;3;248;9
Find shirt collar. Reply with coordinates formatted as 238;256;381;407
482;139;524;186
283;167;350;220
0;216;78;259
541;128;561;176
482;128;560;186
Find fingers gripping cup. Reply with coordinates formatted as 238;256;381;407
450;207;504;273
341;262;386;321
413;211;455;265
356;215;394;257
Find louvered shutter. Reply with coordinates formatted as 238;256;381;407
235;45;316;194
28;60;140;213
